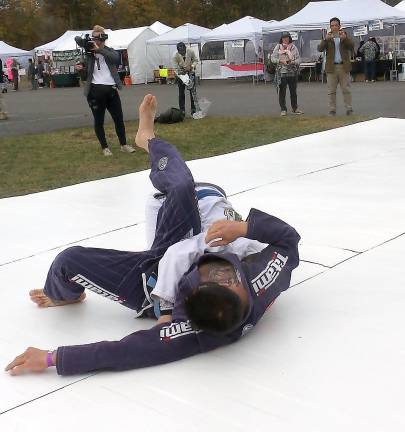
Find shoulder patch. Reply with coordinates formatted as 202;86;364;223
158;156;168;170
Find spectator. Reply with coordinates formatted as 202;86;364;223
27;59;38;90
359;37;379;82
271;31;303;116
318;17;354;115
11;58;19;91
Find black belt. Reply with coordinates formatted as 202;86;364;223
334;62;343;64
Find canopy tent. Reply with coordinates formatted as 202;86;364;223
34;30;94;55
264;0;405;33
107;27;173;84
149;21;173;35
201;16;273;53
263;0;405;62
146;23;211;46
396;1;405;11
0;41;31;61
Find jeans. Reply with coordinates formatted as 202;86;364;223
87;84;127;149
278;75;298;112
364;61;376;81
177;75;196;114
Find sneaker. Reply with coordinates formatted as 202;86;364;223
280;110;287;116
120;144;135;153
102;147;113;156
293;109;304;115
346;109;353;116
0;112;8;120
329;110;336;116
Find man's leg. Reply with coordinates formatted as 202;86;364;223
32;246;149;310
338;67;352;112
327;71;338;113
135;95;201;250
177;79;186;114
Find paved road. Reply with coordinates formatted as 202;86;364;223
1;80;404;137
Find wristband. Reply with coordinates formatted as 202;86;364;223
47;350;55;367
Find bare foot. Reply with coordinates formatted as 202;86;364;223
29;289;86;308
135;94;156;152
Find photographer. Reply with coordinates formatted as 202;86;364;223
75;25;135;156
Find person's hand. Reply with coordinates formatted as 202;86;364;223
326;32;333;40
205;220;248;247
339;31;346;40
5;347;51;376
75;63;84;71
279;58;287;64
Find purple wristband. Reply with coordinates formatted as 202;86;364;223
47;351;54;367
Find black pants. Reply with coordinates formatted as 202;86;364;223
87;84;127;149
279;75;298;112
364;61;376;81
177;77;196;114
12;70;18;91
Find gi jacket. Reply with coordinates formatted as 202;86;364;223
56;208;300;375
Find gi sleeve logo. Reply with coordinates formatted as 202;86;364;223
158;156;168;170
251;252;288;296
160;320;200;341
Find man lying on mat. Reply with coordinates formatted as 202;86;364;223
5;95;300;376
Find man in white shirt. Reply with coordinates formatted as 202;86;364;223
75;25;135;156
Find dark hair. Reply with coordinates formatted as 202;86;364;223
185;282;244;335
279;33;293;44
177;42;186;51
330;17;341;26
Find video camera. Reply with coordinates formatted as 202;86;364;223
75;33;108;55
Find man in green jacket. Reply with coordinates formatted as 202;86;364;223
318;17;354;116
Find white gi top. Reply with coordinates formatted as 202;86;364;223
145;185;267;305
91;53;116;85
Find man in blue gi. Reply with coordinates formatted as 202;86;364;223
5;95;300;376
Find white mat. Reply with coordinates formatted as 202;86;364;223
1;118;405;431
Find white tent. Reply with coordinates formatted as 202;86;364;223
396;1;405;11
34;30;94;55
149;21;173;35
0;41;31;60
146;23;211;46
264;0;405;33
107;27;173;84
201;16;272;52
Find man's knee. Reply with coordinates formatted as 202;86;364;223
52;246;84;271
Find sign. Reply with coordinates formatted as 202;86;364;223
353;25;368;37
52;49;81;62
369;20;383;31
231;40;244;48
289;31;299;41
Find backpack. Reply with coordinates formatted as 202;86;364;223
154;107;185;124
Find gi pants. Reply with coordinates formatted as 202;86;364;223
43;138;201;316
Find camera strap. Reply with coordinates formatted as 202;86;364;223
95;56;100;71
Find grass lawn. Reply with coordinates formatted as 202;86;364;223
0;115;369;198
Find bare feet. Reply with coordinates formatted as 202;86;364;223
135;94;156;152
29;289;86;308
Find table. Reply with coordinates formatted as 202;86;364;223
220;63;264;79
299;62;318;82
52;73;80;88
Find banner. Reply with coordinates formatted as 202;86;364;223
353;25;368;37
369;20;383;32
52;49;81;62
231;40;244;48
289;31;299;41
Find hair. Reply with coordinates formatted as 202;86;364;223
177;42;186;51
330;17;341;26
279;33;292;44
92;25;105;35
184;282;244;335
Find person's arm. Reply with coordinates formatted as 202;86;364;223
270;45;280;64
292;45;301;65
318;38;328;52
